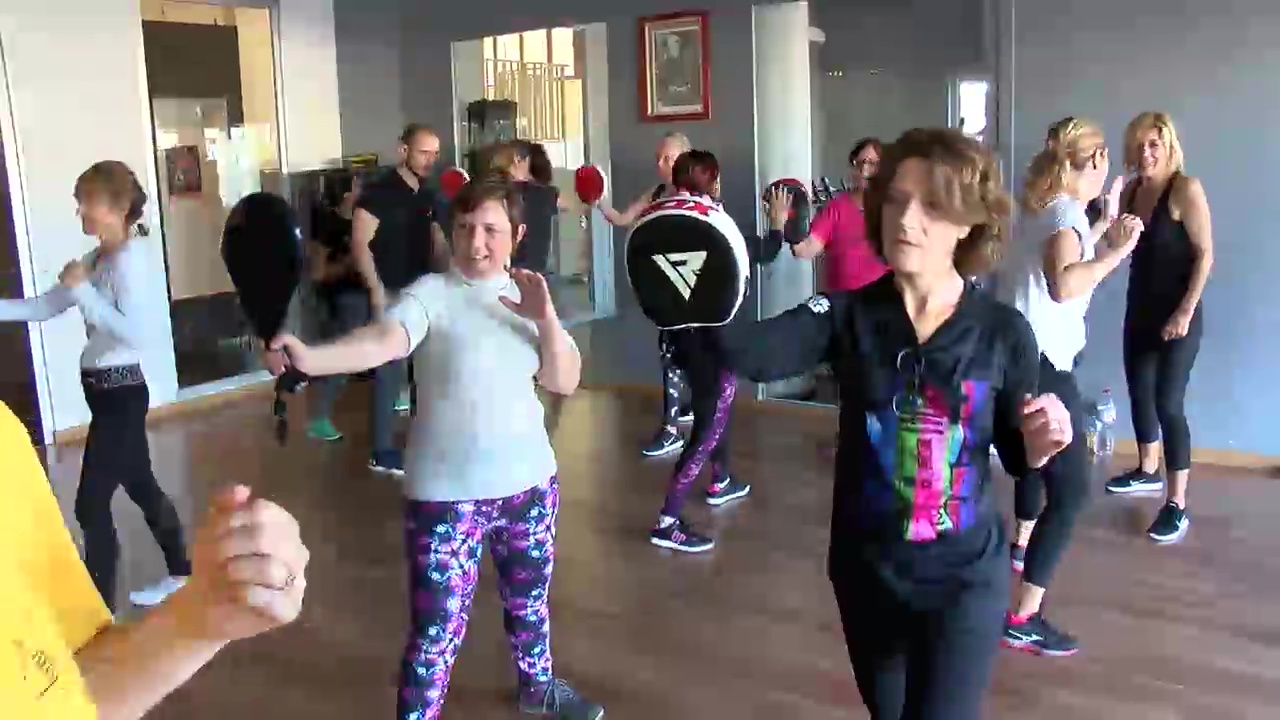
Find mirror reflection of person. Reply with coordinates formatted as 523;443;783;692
346;124;448;475
1;397;308;719
594;132;697;457
304;174;367;443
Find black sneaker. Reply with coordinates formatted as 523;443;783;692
677;408;695;424
518;678;605;719
369;449;405;476
705;476;751;506
1002;613;1079;657
1147;501;1189;544
1105;468;1164;494
649;518;715;553
1010;543;1027;573
641;428;684;457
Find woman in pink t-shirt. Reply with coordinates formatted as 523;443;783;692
790;138;889;292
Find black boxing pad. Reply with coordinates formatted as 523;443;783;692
221;192;307;444
767;178;812;244
625;193;750;330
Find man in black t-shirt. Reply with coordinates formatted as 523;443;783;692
347;124;447;475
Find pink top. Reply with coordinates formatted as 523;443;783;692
809;191;889;292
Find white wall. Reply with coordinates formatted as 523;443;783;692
276;0;343;171
0;0;341;436
753;1;814;317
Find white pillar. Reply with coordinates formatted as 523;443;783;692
450;40;485;168
753;1;815;396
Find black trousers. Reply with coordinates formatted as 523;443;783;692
830;528;1007;720
78;375;190;611
1012;355;1091;589
657;330;689;427
1123;308;1203;472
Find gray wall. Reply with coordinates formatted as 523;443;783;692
812;0;987;177
1011;0;1280;455
334;0;403;162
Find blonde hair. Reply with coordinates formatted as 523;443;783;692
1021;117;1105;211
483;142;518;175
660;131;691;152
1123;111;1184;174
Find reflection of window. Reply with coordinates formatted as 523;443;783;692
495;33;521;61
521;30;548;64
955;79;990;143
480;28;579;142
551;28;575;72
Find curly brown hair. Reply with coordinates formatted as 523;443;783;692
865;128;1011;277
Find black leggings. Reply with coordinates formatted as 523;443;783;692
831;537;1007;720
658;330;689;427
78;375;191;611
1123;309;1203;472
660;331;734;518
1013;355;1091;589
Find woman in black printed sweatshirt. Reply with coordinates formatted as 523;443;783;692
718;129;1073;720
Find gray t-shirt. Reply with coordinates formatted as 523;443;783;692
386;269;573;501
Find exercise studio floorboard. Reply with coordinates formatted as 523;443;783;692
40;389;1280;719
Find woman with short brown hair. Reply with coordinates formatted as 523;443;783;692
720;128;1073;719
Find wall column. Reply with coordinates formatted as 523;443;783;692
752;0;814;397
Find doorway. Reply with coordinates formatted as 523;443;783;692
0;120;44;443
140;0;283;390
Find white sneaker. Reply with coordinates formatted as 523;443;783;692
128;576;188;607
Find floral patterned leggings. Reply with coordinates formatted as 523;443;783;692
398;476;559;720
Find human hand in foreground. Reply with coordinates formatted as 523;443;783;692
170;485;308;644
1021;394;1073;469
501;268;557;324
267;334;311;375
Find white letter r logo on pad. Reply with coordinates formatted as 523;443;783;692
652;251;707;300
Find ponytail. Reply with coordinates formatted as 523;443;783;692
128;173;149;236
1021;146;1071;212
1020;116;1104;212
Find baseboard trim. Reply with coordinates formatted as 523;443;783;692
47;379;1276;472
51;379;275;447
589;383;1278;472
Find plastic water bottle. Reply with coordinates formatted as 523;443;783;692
1095;390;1117;456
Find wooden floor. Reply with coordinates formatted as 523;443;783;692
41;389;1280;719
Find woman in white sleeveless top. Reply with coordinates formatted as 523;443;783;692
998;117;1144;657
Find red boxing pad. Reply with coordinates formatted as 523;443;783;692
440;167;470;199
574;164;607;204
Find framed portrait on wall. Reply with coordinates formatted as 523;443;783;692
164;145;203;195
638;11;711;122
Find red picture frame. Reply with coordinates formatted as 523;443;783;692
637;11;711;122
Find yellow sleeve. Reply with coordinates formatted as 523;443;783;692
0;403;112;646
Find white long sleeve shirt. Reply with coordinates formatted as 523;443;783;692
0;239;156;370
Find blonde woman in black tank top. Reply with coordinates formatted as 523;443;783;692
1105;112;1215;545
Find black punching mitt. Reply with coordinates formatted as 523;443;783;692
625;192;750;330
221;192;307;444
766;178;812;244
